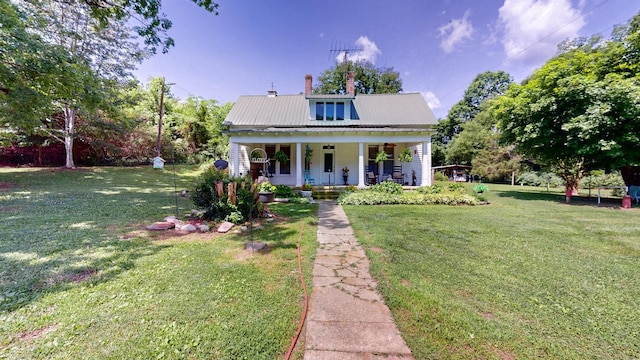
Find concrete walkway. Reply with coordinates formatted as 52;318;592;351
304;201;413;359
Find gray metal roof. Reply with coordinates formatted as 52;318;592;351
223;93;437;128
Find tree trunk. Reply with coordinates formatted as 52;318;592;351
63;105;76;169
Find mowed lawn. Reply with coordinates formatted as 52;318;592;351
344;184;640;359
0;166;317;359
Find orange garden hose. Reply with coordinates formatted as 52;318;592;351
285;223;308;360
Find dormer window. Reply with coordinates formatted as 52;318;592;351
313;101;348;121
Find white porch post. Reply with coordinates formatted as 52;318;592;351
295;142;302;187
421;137;432;186
230;141;240;177
358;142;365;188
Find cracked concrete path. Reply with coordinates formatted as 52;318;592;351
304;201;413;360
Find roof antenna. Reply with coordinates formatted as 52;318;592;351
329;40;364;93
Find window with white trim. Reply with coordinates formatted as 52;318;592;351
312;101;348;121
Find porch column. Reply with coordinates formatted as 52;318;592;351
358;142;365;188
295;142;302;187
421;137;432;186
230;141;240;177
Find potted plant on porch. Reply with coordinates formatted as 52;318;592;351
300;183;313;198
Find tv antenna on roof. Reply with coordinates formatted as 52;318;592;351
329;39;364;65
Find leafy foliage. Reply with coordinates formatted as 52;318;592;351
274;185;295;198
339;184;478;205
492;12;640;191
314;60;402;94
191;167;255;223
371;180;403;195
516;171;565;187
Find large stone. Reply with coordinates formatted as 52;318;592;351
164;216;180;224
146;222;175;231
181;224;198;232
217;221;235;233
198;224;210;232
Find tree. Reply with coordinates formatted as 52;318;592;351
75;0;219;54
13;0;146;168
492;12;640;194
314;60;402;94
435;71;513;145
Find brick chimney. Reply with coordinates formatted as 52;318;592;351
346;71;355;96
305;74;313;96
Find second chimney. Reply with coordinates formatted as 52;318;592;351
346;71;355;96
305;74;312;96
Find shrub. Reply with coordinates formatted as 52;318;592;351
257;181;276;193
434;172;447;181
417;184;444;194
473;184;488;193
371;180;403;195
447;183;466;192
517;171;564;187
191;167;256;223
337;189;478;206
274;185;294;198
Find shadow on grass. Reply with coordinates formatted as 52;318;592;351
0;233;169;313
496;189;630;209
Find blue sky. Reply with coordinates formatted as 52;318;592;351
133;0;640;119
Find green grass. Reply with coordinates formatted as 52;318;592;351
0;166;317;359
344;183;640;359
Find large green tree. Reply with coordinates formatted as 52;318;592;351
435;71;513;146
10;0;146;168
314;60;402;95
492;12;640;193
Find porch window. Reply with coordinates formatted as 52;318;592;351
279;145;291;174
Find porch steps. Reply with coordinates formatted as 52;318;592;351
311;186;346;200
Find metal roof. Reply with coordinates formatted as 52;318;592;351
223;93;437;128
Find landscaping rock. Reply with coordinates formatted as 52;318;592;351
181;224;198;232
164;216;180;224
146;222;175;231
198;224;210;232
217;221;235;233
239;226;248;232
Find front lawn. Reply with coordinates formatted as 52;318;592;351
0;166;317;359
344;184;640;359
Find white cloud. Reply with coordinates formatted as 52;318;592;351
421;91;442;110
335;36;382;64
498;0;586;65
438;9;474;53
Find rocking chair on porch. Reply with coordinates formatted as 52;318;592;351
304;170;315;185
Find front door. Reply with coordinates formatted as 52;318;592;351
324;151;334;185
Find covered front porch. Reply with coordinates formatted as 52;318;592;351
227;131;433;188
